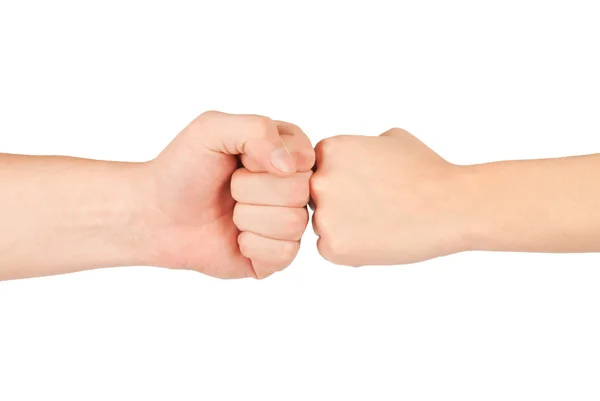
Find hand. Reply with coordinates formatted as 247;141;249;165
146;111;315;279
311;128;469;267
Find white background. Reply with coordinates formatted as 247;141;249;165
1;1;600;400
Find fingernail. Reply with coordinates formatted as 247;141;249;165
270;147;296;173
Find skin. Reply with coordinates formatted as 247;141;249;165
2;116;600;280
0;111;315;281
311;128;600;266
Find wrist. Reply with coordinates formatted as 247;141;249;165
125;160;197;270
451;163;496;253
423;164;482;256
98;161;162;268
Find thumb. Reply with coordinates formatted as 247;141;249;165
193;111;297;176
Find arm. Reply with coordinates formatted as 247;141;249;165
0;154;154;280
0;111;315;281
310;129;600;267
462;155;600;253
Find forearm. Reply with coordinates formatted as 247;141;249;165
0;154;155;280
460;154;600;253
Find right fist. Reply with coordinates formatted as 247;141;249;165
310;129;470;267
231;166;313;279
147;111;315;279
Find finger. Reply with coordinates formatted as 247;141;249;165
237;232;300;279
190;111;296;176
233;203;309;241
231;169;311;207
240;120;315;173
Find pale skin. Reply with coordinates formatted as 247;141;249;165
311;128;600;266
1;115;600;281
0;111;315;280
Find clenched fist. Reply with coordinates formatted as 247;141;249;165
6;113;600;282
149;111;315;279
311;128;470;267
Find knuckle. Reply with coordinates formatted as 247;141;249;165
237;233;251;258
248;115;275;136
230;167;247;183
232;203;245;229
382;127;409;137
287;208;309;238
280;241;299;262
230;168;249;200
315;137;335;158
295;207;310;227
312;208;336;239
317;236;347;265
316;135;353;155
317;238;336;263
311;210;321;236
197;110;221;122
276;120;301;132
309;172;328;196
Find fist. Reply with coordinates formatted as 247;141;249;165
146;111;315;279
311;128;469;267
231;168;312;278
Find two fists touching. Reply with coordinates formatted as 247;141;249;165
143;111;462;279
1;110;597;282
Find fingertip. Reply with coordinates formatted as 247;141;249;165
293;149;316;172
